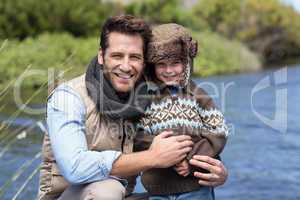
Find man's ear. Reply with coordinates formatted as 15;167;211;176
98;49;104;65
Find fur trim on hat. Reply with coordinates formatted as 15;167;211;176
146;23;198;87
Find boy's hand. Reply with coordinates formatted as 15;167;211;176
174;159;190;177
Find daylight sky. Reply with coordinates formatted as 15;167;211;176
282;0;300;11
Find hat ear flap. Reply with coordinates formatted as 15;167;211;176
179;37;189;63
189;40;198;58
180;36;198;58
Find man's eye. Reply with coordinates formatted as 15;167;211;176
112;55;122;59
131;56;141;61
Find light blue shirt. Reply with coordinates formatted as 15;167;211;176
46;84;122;185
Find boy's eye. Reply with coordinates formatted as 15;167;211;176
156;63;165;67
172;62;181;65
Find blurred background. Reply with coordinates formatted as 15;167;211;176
0;0;299;199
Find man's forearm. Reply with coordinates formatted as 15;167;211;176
111;132;194;178
110;150;155;178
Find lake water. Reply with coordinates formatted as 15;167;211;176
0;65;299;200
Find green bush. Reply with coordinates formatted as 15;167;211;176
192;31;261;77
191;0;300;64
0;33;98;89
125;0;196;28
0;0;119;39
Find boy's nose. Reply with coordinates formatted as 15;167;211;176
165;65;173;73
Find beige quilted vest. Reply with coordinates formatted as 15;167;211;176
38;74;136;200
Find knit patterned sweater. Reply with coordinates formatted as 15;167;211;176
134;81;228;195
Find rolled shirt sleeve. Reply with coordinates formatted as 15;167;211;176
46;84;121;185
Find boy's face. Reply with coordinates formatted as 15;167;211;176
154;60;184;86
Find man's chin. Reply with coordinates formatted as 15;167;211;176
113;83;134;93
109;76;134;92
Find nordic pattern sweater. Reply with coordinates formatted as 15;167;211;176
134;81;228;195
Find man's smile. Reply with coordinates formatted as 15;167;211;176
114;72;134;79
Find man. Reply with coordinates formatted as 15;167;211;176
38;15;227;200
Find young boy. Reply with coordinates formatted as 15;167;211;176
135;23;229;199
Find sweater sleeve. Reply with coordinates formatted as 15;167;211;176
186;86;228;160
133;114;155;152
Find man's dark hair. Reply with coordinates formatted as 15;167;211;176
100;15;152;56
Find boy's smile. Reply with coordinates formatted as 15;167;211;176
154;61;184;86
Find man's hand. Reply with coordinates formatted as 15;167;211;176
173;159;190;177
149;131;193;168
110;131;193;178
189;155;228;187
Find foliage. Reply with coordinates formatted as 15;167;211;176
124;0;205;30
0;33;98;89
0;32;260;90
0;0;298;87
126;0;186;24
192;31;261;77
0;0;119;39
191;0;300;64
1;0;299;64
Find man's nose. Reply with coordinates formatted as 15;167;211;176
119;57;131;72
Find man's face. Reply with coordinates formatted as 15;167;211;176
154;60;184;86
98;32;144;93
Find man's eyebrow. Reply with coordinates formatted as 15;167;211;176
130;53;143;58
110;52;124;55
